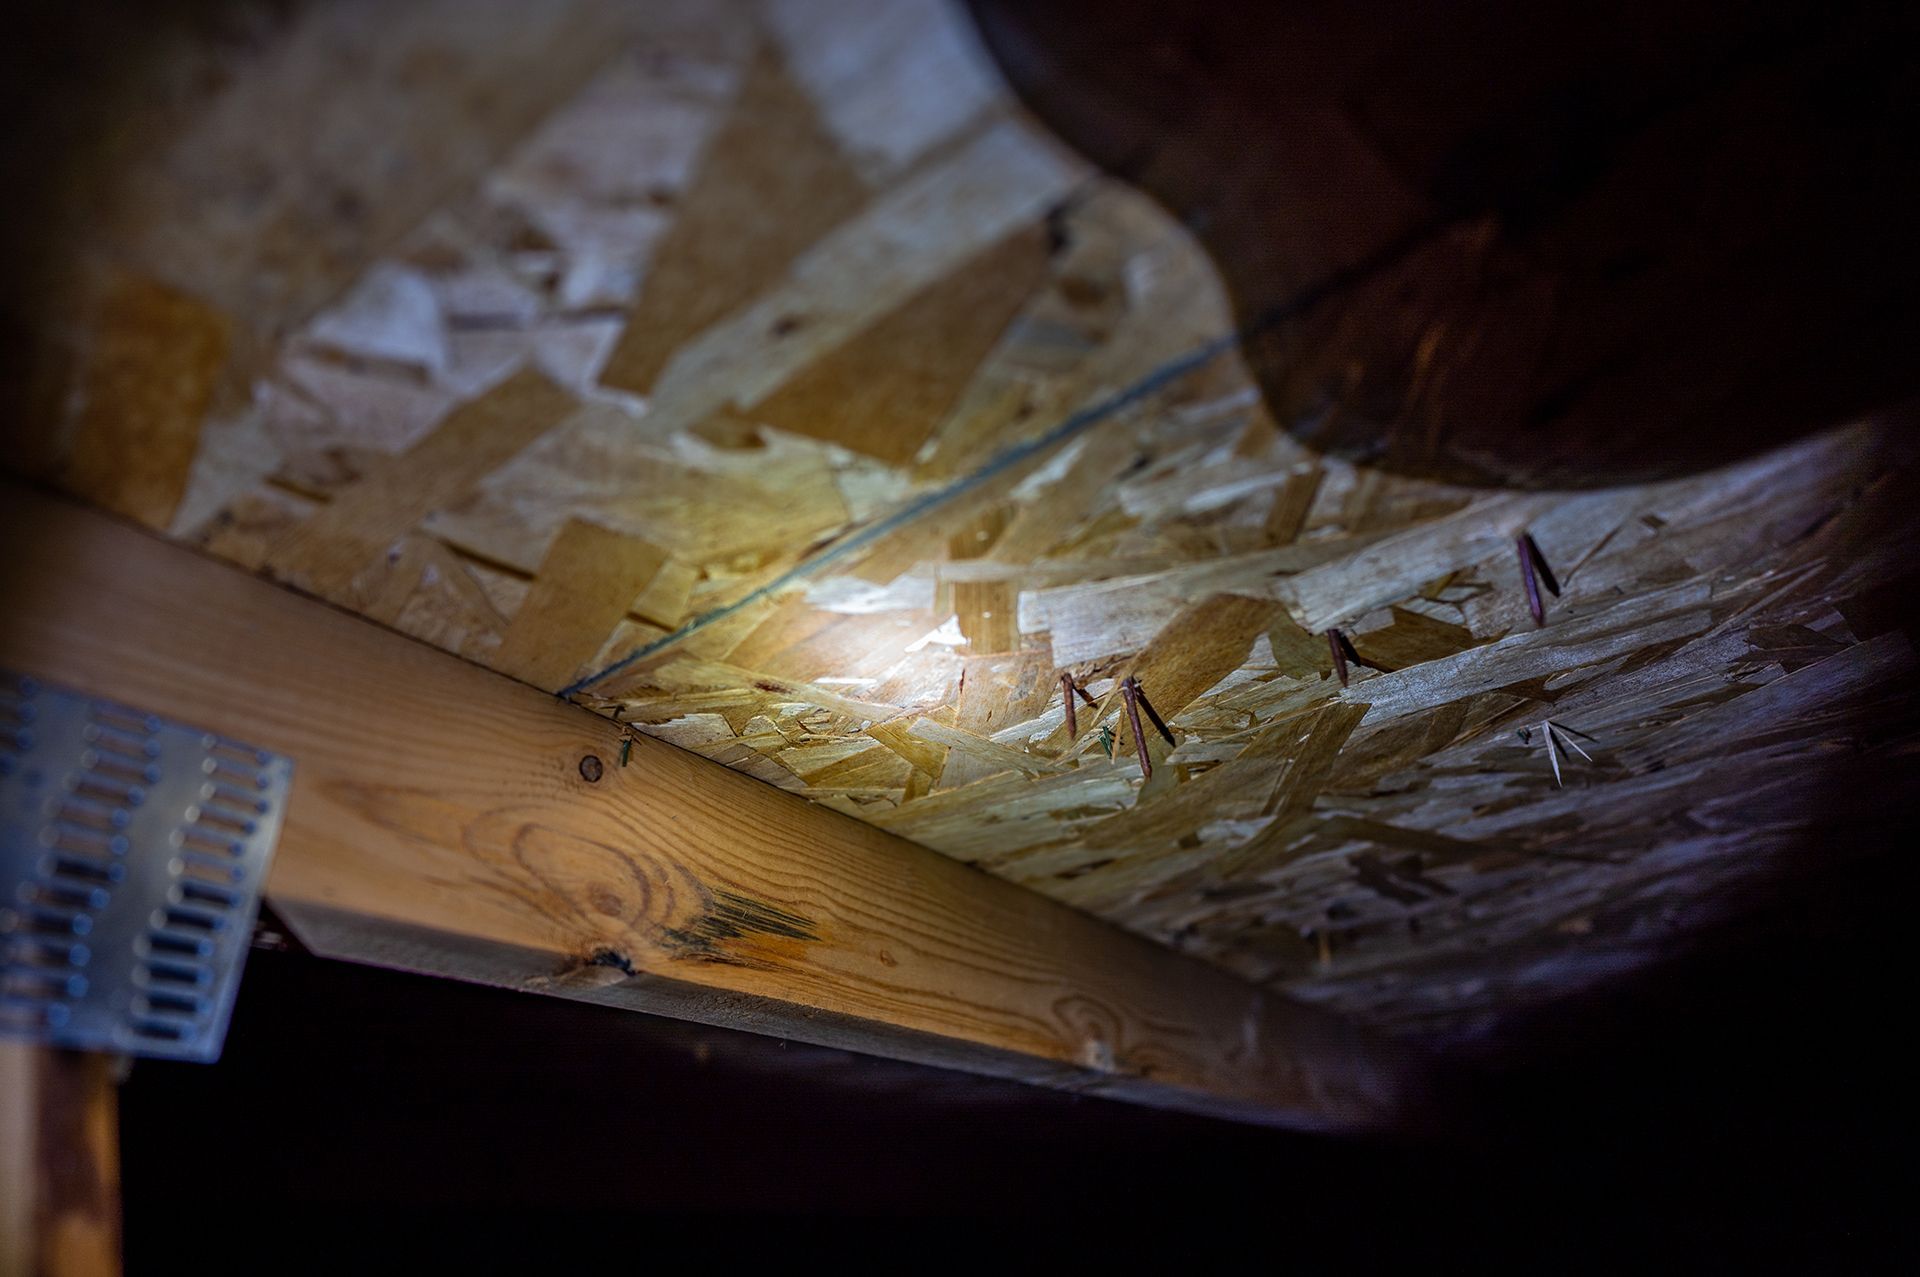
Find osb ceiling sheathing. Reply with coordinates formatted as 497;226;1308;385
13;0;1917;1037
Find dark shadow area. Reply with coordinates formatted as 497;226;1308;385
121;841;1909;1267
970;0;1920;488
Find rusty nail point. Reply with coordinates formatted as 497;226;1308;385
1121;677;1154;780
1526;533;1562;596
1328;628;1351;688
1060;671;1080;738
579;754;604;783
1133;681;1176;747
1516;532;1559;627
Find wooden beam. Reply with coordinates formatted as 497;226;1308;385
0;1045;122;1277
0;485;1414;1127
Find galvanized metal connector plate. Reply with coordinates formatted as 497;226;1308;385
0;672;292;1061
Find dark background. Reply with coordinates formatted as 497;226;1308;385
121;844;1908;1269
970;0;1920;489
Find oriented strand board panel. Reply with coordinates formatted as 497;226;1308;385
11;0;1920;1038
59;270;230;528
493;519;673;690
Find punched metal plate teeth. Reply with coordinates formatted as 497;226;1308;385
0;673;291;1060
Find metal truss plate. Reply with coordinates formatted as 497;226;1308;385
0;672;292;1061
